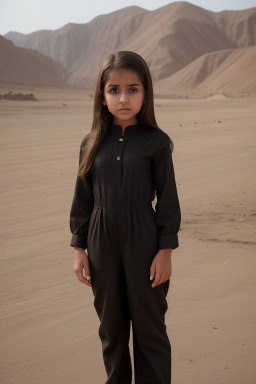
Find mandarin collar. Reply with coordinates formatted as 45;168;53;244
109;123;141;136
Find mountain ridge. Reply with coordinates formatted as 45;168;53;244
0;36;70;87
2;2;256;95
155;45;256;96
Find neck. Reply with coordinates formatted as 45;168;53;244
112;118;139;134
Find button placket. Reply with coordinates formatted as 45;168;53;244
115;136;125;188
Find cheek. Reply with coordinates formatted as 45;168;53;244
103;97;117;112
135;94;145;107
102;94;110;106
105;96;114;107
102;91;107;105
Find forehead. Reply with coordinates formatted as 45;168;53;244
105;69;142;85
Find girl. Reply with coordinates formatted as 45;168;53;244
69;51;181;384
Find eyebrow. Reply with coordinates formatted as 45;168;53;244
107;83;141;87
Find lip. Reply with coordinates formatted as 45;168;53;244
119;108;130;111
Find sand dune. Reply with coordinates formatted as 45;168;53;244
0;36;70;86
155;45;256;96
4;3;256;91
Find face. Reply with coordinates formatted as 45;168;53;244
102;69;145;128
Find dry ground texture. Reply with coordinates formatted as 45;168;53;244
0;86;255;384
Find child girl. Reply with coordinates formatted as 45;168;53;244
69;51;181;384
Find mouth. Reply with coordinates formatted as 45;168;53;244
119;108;130;111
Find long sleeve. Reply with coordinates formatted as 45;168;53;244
153;135;181;250
69;136;94;249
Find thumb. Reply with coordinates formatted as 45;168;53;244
150;258;156;281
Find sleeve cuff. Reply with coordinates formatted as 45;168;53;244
70;234;87;249
158;234;179;250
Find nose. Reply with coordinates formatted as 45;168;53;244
120;93;128;104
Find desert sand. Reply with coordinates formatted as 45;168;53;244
0;85;255;384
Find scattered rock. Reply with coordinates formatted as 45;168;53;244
0;91;37;101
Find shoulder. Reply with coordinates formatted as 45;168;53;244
78;133;92;165
144;126;172;149
80;132;91;149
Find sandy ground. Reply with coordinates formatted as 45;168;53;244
0;86;255;384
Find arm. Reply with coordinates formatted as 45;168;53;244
69;136;94;287
150;135;181;287
153;134;181;250
70;137;94;250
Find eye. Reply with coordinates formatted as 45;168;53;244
129;88;137;93
109;88;119;94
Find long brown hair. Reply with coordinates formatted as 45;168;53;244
78;51;172;177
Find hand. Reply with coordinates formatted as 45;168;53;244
150;249;172;288
73;247;92;288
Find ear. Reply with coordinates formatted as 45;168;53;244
102;98;107;105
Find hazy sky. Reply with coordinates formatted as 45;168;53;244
1;0;255;35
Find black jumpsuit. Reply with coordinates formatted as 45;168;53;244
70;123;181;384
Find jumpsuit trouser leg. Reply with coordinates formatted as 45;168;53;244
87;207;171;384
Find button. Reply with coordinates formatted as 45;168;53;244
117;157;120;160
119;137;124;142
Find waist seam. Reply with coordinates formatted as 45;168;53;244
93;205;153;211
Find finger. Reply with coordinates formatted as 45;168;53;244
161;273;168;285
75;268;89;284
150;260;156;282
77;273;92;287
84;280;92;288
83;264;91;283
80;275;92;287
74;265;92;287
82;253;91;282
152;273;161;288
153;271;168;287
166;270;172;280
